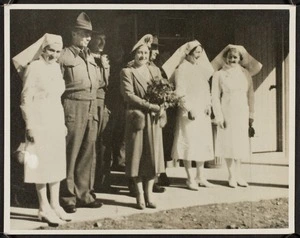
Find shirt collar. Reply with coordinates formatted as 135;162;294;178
69;45;90;57
91;52;101;59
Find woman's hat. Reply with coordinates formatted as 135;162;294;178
211;44;262;76
12;33;63;77
73;12;93;32
131;34;153;53
162;40;214;80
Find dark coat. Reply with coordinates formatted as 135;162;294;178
120;63;165;178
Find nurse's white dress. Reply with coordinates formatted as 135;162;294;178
21;57;66;183
212;64;254;160
172;59;214;162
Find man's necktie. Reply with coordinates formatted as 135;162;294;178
79;50;87;61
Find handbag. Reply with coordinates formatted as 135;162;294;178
127;109;146;130
248;125;255;138
14;141;39;169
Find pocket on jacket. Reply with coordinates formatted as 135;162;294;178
88;61;101;84
63;99;76;123
64;61;84;84
126;109;145;131
65;114;75;122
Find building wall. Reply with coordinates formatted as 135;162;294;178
10;9;289;155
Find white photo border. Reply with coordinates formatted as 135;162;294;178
4;3;296;235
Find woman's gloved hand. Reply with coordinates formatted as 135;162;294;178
149;104;161;113
204;105;211;116
249;118;254;127
217;120;226;129
26;129;34;143
188;110;196;121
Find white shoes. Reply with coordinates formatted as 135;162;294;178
52;206;72;222
228;177;248;188
228;177;237;188
237;178;249;187
195;178;216;188
38;209;63;227
186;179;199;191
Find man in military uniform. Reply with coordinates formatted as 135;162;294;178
88;28;118;193
59;12;103;213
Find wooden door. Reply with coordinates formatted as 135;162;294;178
234;22;280;152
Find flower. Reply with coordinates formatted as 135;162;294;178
145;78;183;109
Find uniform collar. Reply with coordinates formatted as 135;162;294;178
69;45;90;57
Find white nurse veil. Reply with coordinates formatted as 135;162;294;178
162;40;214;80
211;44;262;76
12;33;63;78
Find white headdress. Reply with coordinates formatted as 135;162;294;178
162;40;214;80
12;33;63;77
211;44;262;76
131;34;153;53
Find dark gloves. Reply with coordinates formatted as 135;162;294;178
26;129;34;143
188;111;196;121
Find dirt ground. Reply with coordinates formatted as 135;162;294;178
41;197;288;230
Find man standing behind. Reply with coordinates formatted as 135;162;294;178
59;12;103;213
88;28;117;193
148;36;167;193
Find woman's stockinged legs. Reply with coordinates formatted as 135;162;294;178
133;177;144;195
49;182;60;208
183;160;198;191
195;161;215;188
36;183;62;225
225;158;237;188
183;160;193;181
36;183;51;212
133;177;145;209
144;177;156;208
49;181;72;221
235;160;248;187
195;161;205;181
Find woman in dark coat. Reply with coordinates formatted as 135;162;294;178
120;34;165;209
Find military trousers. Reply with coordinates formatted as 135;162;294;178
60;99;98;206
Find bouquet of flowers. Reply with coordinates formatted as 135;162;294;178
145;78;182;109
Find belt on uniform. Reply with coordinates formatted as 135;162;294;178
63;91;97;101
97;88;106;99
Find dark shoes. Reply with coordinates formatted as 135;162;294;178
144;193;156;209
135;193;156;210
153;183;166;193
38;209;62;227
63;200;103;213
145;200;156;209
78;200;103;209
63;205;77;214
158;173;171;186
